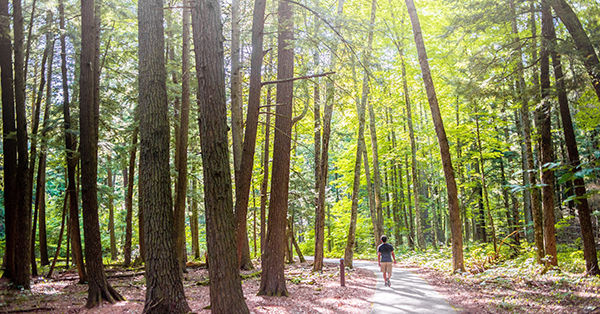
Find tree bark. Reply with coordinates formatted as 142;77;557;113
108;157;118;261
513;0;544;261
404;0;464;272
14;0;32;289
475;113;497;252
191;176;200;260
138;0;190;311
193;0;250;310
30;12;54;274
546;0;600;101
123;123;137;267
540;0;558;267
174;5;191;273
38;23;55;266
548;2;599;276
0;0;18;281
257;0;294;297
260;85;272;256
59;0;87;284
231;0;243;173
80;0;124;306
47;193;68;278
233;0;268;271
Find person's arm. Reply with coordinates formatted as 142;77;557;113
392;251;396;264
378;251;381;266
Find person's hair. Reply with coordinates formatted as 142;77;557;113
381;235;387;243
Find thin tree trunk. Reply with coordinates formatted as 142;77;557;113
404;0;464;272
39;27;54;267
80;0;124;306
260;85;272;256
47;192;68;278
540;0;558;267
315;0;343;271
257;0;294;297
511;0;544;261
548;2;599;276
108;157;117;261
0;0;18;280
234;0;268;271
174;6;191;273
368;100;384;242
60;0;87;283
14;0;32;289
475;113;497;252
231;0;243;173
123;124;137;267
191;176;200;260
192;0;249;310
401;47;424;250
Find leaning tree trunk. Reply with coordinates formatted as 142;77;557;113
404;0;464;272
368;98;385;243
547;1;599;276
540;0;558;267
193;0;250;311
14;0;32;289
60;0;86;283
0;0;18;281
233;0;268;271
80;0;124;307
257;0;294;297
547;0;600;102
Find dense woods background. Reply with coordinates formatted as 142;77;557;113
1;0;599;310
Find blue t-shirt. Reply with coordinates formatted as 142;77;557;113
377;243;394;262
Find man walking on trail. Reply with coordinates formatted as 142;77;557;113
377;235;396;287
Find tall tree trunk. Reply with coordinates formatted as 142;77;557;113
234;0;268;271
107;157;118;261
257;0;294;297
123;123;137;267
139;0;190;311
475;113;497;252
39;26;54;267
368;99;384;242
174;6;191;273
231;0;243;173
548;3;599;276
193;0;249;310
401;47;425;250
313;67;334;271
14;0;32;289
404;0;464;272
80;0;124;306
30;12;54;275
260;85;272;256
511;0;544;261
47;192;68;278
540;0;558;267
0;0;18;281
60;0;87;283
191;176;200;260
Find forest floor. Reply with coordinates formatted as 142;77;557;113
0;260;376;314
1;258;599;313
408;262;600;313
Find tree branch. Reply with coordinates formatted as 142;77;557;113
261;71;335;86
